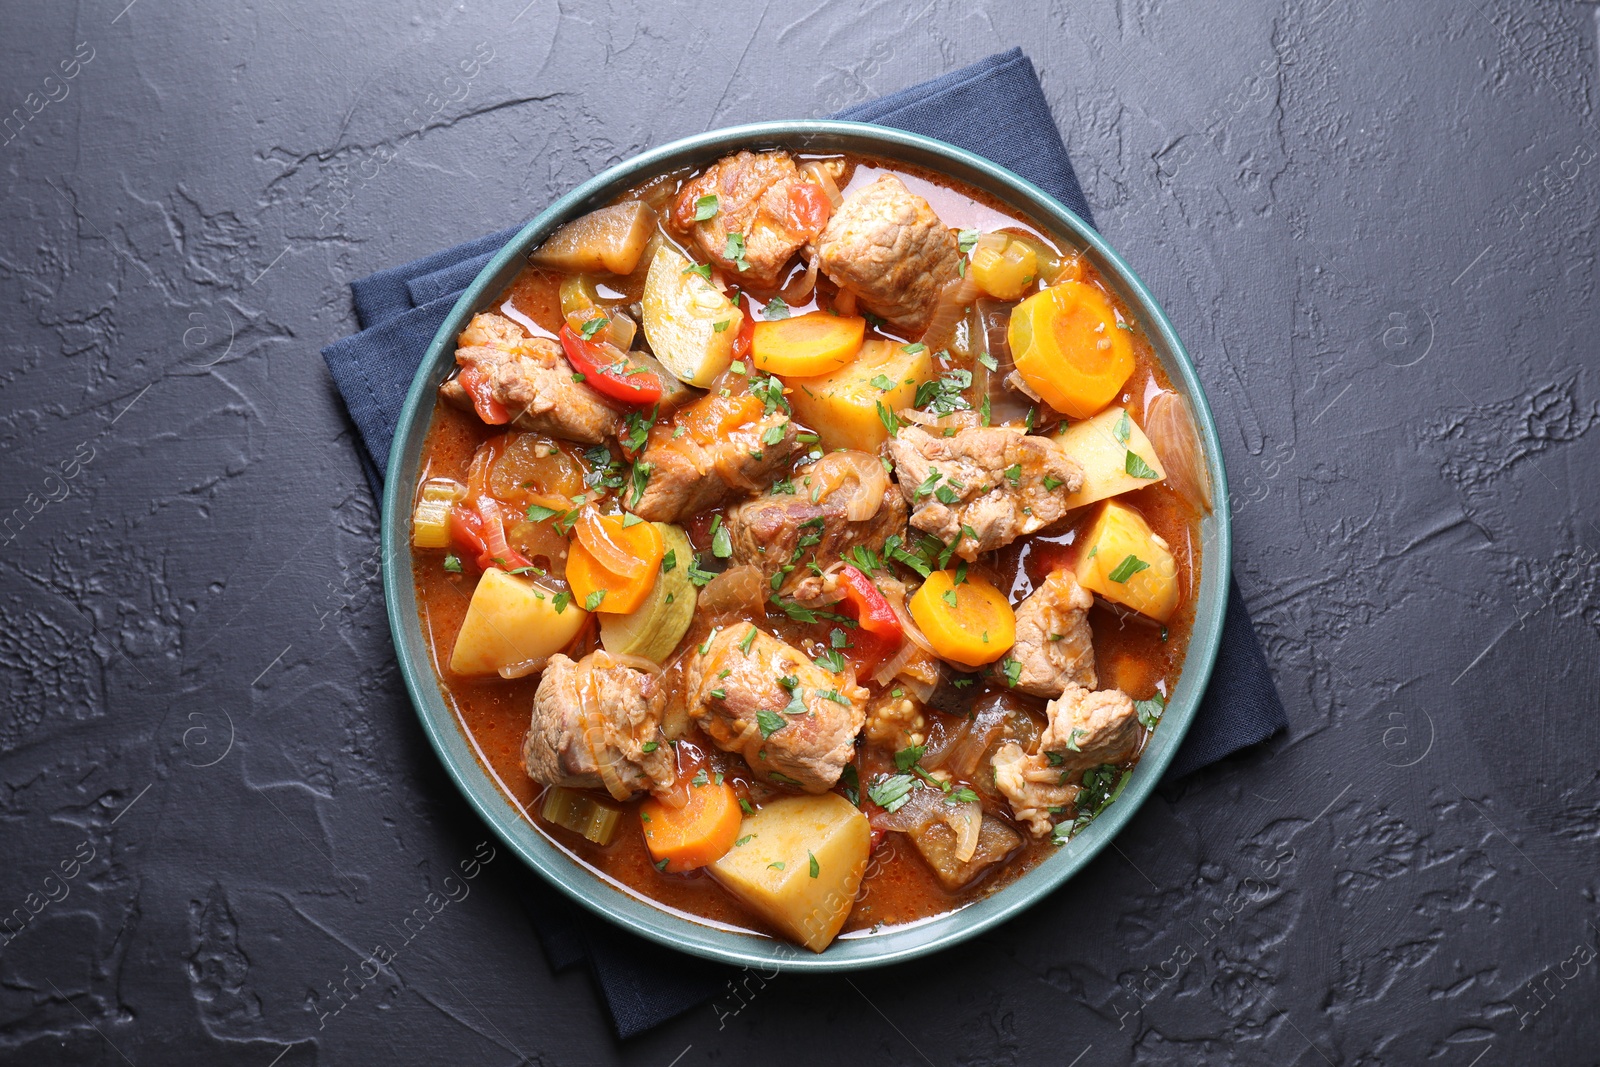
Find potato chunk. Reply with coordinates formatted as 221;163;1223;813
786;338;935;453
1053;406;1166;510
1073;500;1179;622
449;569;587;675
709;793;870;952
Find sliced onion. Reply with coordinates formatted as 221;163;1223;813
1144;390;1213;513
804;450;888;521
574;657;632;801
897;669;938;705
973;298;1033;426
871;640;917;687
574;507;648;580
607;651;666;676
801;161;843;209
921;273;980;353
776;253;821;306
477;495;515;563
699;564;766;617
499;654;552;679
869;785;982;861
606;308;638;352
833;287;858;317
943;798;983;862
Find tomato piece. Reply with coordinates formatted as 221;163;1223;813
457;366;509;425
788;180;832;237
447;503;534;573
834;565;904;673
558;324;663;406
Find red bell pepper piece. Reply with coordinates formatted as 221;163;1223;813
834;564;904;673
457;365;509;425
558;324;663;406
447;503;534;573
731;294;755;362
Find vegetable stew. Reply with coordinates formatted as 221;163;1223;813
411;150;1210;952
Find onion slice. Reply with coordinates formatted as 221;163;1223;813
805;450;889;521
920;274;980;354
868;785;983;862
1143;391;1213;513
699;564;767;617
775;253;821;306
574;506;649;579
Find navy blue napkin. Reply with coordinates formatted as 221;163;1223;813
322;47;1287;1038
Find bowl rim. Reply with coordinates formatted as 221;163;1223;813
381;119;1232;971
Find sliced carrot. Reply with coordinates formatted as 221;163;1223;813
907;570;1016;668
640;779;742;873
1008;281;1134;419
751;310;865;377
565;515;664;614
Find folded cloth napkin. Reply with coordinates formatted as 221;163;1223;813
322;47;1288;1038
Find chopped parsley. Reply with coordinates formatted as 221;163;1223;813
957;229;980;254
876;401;899;437
1001;657;1022;688
661;549;677;572
686;555;718;586
808;851;820;878
761;423;787;446
867;773;916;813
814;647;846;673
578;316;608;341
1064;727;1086;752
894;744;926;771
840;764;861;806
948;786;979;804
902;341;927;355
1053;764;1131;844
641;741;658;754
724;232;750;271
710;515;733;558
941;588;959;608
738;627;758;654
693;194;720;221
627;460;654;507
1107;554;1151;583
584;590;606;612
1125;450;1160;479
443;554;462;573
915;369;972;416
977;351;999;372
764;297;790;320
552;591;572;614
713;319;730;333
739;798;754;815
768;861;786;871
871;373;897;392
622;404;657;452
683;262;714;280
1042;475;1064;492
1135;692;1167;729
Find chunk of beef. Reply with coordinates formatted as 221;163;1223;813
629;392;798;522
885;424;1083;560
1010;570;1097;697
524;650;676;800
816;175;960;334
685;625;866;792
442;312;623;444
670;150;827;289
725;451;906;595
990;684;1139;835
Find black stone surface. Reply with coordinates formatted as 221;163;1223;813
2;1;1597;1063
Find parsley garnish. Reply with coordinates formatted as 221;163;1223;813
808;851;820;878
584;590;606;611
1043;475;1064;492
949;786;979;804
761;423;786;447
713;319;730;333
738;627;758;654
552;591;571;614
687;555;717;586
915;369;972;415
1135;692;1167;729
1064;727;1086;752
977;351;999;372
1107;554;1150;583
443;554;462;573
683;262;713;280
768;861;786;870
1001;657;1022;688
693;194;719;221
661;549;676;572
1003;463;1023;488
641;741;658;753
941;588;959;608
876;401;899;437
764;297;790;320
1113;410;1132;444
1125;450;1160;479
710;515;733;558
840;764;861;806
868;773;916;813
814;647;846;673
870;373;896;392
724;232;750;271
894;744;925;771
578;316;608;341
957;229;980;254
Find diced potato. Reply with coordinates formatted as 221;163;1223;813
449;568;588;675
1053;406;1166;510
1073;500;1180;622
709;794;870;952
529;202;657;275
599;524;695;662
785;339;936;453
640;244;743;387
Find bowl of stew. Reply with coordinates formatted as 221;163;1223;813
383;120;1230;969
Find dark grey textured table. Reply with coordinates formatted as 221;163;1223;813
3;1;1597;1063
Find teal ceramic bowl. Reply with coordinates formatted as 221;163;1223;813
382;120;1230;971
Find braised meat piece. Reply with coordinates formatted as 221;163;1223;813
685;625;867;793
669;150;832;289
524;651;676;800
885;424;1082;560
816;174;960;334
629;391;798;522
725;451;906;595
991;684;1139;835
441;312;623;444
1010;570;1097;697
